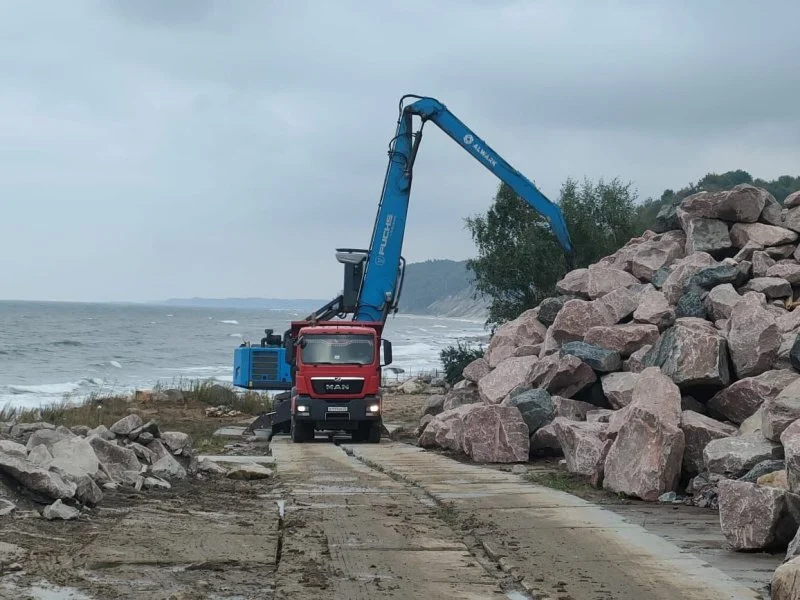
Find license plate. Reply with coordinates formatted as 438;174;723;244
327;406;348;412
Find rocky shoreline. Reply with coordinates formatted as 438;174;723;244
416;185;800;598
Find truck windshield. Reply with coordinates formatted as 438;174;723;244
301;334;375;365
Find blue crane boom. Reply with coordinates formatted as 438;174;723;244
354;95;575;323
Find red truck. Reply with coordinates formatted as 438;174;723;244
286;320;391;443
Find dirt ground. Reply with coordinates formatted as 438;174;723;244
0;391;777;599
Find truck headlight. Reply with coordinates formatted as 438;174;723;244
296;405;308;413
367;404;380;413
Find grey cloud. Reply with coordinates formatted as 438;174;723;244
1;0;799;302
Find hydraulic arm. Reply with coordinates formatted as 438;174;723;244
354;95;575;323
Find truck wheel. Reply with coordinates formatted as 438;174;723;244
367;421;381;444
291;419;312;443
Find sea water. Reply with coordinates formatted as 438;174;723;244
0;301;489;408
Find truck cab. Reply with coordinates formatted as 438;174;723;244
288;320;391;443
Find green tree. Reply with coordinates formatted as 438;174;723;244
466;178;639;326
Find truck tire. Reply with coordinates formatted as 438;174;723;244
291;419;312;443
367;421;381;444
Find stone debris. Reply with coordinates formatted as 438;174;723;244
226;463;274;480
42;499;81;521
0;408;255;520
204;406;244;418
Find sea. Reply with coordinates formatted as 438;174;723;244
0;301;489;409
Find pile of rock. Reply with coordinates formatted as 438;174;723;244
417;186;800;578
205;405;244;418
0;414;232;520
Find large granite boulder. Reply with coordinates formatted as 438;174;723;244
760;192;783;226
462;357;490;383
704;284;741;321
680;184;768;223
503;389;554;435
763;379;800;442
0;452;77;499
626;231;686;281
461;405;529;463
772;557;800;600
643;318;730;388
48;437;100;479
530;422;562;456
25;428;72;452
478;355;538;404
662;252;716;305
688;263;744;290
767;263;800;284
553;396;597;421
548;288;638;346
730;223;798;248
682;216;732;255
603;368;684;500
528;353;596;399
109;414;143;436
88;436;141;485
707;370;799;425
703;434;782;478
560;341;621;373
624;345;651;373
555;268;589;298
718;479;800;551
752;251;776;277
586;266;640;299
781;421;800;493
727;292;781;378
583;324;659;358
632;289;675;330
600;372;640;409
741;277;792;299
551;418;612;486
442;386;482;411
418;405;473;451
787;191;800;208
485;309;547;367
680;411;737;476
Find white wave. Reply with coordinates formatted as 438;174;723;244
214;375;233;383
432;325;448;328
220;319;239;325
229;333;243;338
166;314;174;317
391;342;435;357
109;360;122;369
6;381;83;395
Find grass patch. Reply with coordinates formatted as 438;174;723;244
436;504;459;527
0;379;273;451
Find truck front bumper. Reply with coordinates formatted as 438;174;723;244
293;395;381;431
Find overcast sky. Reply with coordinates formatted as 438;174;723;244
2;0;799;302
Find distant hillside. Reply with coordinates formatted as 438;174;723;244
399;259;487;319
161;260;486;318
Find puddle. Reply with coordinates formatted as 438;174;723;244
0;580;93;600
505;592;532;600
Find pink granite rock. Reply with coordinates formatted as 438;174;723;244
680;411;737;475
624;345;651;373
555;268;589;298
551;418;613;486
718;479;800;550
528;354;596;399
586;266;640;299
632;289;675;330
767;263;800;284
600;372;640;409
680;185;768;223
462;358;490;383
461;405;529;463
707;370;799;424
727;292;781;378
704;284;741;321
478;356;539;405
552;396;596;421
584;324;659;357
485;309;547;368
763;379;800;442
602;368;685;500
730;223;798;248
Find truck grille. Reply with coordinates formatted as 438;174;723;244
252;351;279;382
311;378;364;395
